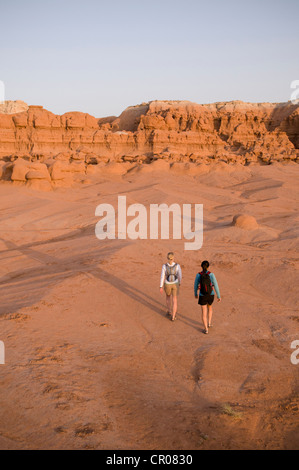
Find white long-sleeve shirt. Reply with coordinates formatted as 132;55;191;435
160;262;182;288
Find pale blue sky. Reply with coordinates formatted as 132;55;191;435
0;0;298;117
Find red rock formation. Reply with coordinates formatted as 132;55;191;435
0;100;28;114
0;100;298;177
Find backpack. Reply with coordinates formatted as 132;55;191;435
199;271;213;295
165;263;178;282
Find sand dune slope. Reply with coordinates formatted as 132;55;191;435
0;163;298;450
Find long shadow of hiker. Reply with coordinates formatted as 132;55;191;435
90;266;166;318
0;235;200;331
89;267;201;332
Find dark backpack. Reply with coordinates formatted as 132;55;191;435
199;271;212;295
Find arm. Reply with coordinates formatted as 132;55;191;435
160;264;166;289
177;264;182;284
210;273;221;299
194;273;200;297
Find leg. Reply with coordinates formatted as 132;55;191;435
171;294;177;320
201;305;208;333
208;304;213;327
166;294;172;314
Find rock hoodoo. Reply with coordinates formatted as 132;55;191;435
233;214;259;230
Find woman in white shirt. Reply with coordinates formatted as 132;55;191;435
159;252;182;322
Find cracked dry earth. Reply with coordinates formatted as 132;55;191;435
0;162;298;449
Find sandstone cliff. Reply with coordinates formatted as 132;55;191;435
0;100;29;114
0;99;298;189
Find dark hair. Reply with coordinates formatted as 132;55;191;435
201;260;210;273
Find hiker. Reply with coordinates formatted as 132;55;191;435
160;252;182;322
194;260;221;334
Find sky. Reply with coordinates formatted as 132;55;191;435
0;0;298;117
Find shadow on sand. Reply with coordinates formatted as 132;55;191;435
0;233;201;331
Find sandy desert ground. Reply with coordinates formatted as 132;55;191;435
0;161;298;450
